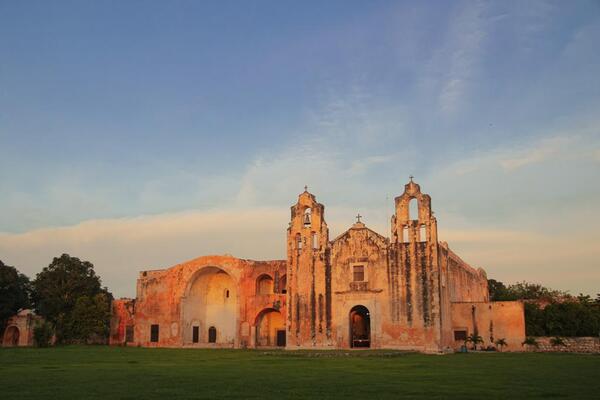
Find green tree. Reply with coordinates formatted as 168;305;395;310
31;254;112;343
33;321;54;347
66;293;112;344
506;281;570;302
494;338;507;352
524;302;546;336
466;334;484;350
522;336;539;351
488;279;512;301
0;260;31;333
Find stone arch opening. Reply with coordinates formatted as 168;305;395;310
255;308;285;347
349;305;370;348
3;326;20;347
409;198;419;221
182;266;237;346
256;274;274;295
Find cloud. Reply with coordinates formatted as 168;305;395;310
500;136;569;171
349;154;395;175
0;207;290;298
435;1;488;115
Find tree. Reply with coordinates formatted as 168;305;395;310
466;333;484;350
33;322;54;347
494;338;507;352
524;302;546;336
522;337;539;351
65;293;112;343
31;254;112;343
488;279;511;301
0;260;31;334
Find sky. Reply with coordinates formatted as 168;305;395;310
1;0;599;298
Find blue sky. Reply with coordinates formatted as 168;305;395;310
1;1;599;297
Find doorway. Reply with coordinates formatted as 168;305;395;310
349;305;371;348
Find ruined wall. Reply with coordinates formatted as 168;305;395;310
531;337;600;353
126;255;286;348
451;301;525;351
109;298;135;345
1;310;41;347
442;244;489;303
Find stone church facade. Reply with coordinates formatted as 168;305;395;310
110;180;525;352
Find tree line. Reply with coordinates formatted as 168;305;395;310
488;279;600;337
0;254;112;346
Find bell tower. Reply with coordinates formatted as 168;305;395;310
286;187;330;347
390;177;440;331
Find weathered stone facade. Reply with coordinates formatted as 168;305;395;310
1;309;41;347
110;180;525;352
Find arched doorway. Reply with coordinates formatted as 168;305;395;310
349;305;370;348
255;309;285;347
3;326;20;347
182;267;237;346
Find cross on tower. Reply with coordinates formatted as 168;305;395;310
304;185;308;192
409;175;414;182
356;213;362;223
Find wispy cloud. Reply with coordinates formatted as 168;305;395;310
500;136;569;171
435;1;488;115
349;154;395;175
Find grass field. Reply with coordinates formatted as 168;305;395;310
1;346;599;399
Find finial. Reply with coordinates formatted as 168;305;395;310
304;185;308;192
409;175;414;182
356;213;362;223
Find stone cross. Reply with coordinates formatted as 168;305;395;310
409;175;414;182
356;213;362;223
304;185;308;192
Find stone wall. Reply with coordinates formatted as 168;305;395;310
451;301;526;351
530;337;600;353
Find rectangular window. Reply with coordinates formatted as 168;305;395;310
192;326;199;343
353;265;365;282
454;330;467;341
420;225;427;242
312;233;318;250
125;325;134;343
150;324;159;342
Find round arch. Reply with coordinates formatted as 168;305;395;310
254;308;285;347
3;325;20;347
181;266;238;346
349;305;370;348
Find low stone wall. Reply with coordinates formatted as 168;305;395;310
530;337;600;353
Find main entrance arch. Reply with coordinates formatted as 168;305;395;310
182;267;237;346
349;305;370;348
255;308;285;347
3;326;20;347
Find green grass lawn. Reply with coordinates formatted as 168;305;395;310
0;346;598;399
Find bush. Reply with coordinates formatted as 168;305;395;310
33;322;54;347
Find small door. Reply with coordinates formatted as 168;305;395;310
208;326;217;343
192;326;199;343
276;330;286;347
